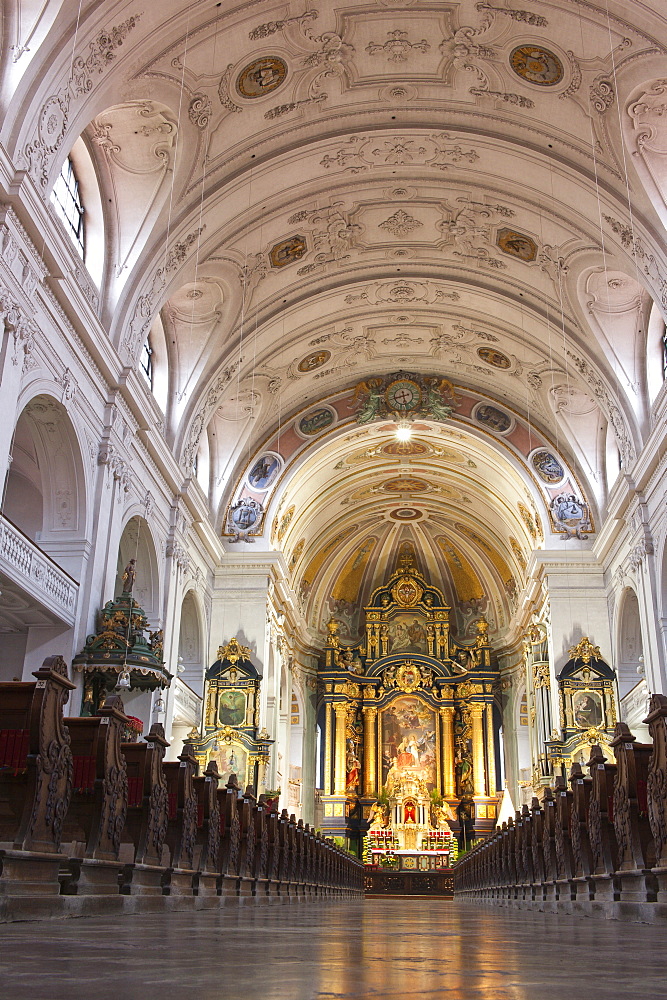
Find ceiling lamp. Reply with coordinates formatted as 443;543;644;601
395;418;412;442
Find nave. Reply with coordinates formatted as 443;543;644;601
0;899;663;1000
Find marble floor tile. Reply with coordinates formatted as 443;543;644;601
0;900;662;1000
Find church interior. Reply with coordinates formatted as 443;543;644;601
1;0;667;993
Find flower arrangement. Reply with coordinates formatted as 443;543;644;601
122;716;144;742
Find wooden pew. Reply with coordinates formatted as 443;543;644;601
118;723;170;895
645;694;667;902
529;798;545;900
60;695;129;894
163;747;198;895
586;745;619;902
251;800;269;900
553;776;575;904
0;656;74;896
218;774;242;897
259;794;280;896
236;786;257;897
192;760;220;896
610;722;657;903
569;763;595;904
541;787;558;907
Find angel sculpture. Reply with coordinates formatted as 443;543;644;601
353;378;384;424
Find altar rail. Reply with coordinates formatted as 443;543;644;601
454;696;667;923
0;659;363;921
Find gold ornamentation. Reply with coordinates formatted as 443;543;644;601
533;661;550;689
568;636;602;664
236;56;287;99
391;575;423;607
217;637;252;663
509;45;564;86
326;617;341;647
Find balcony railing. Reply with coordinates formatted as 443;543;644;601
0;514;78;625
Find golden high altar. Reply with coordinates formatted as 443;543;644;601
319;561;500;853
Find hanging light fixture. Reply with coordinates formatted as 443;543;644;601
117;668;131;690
395;418;412;443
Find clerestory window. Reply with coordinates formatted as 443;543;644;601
51;157;84;255
139;338;153;387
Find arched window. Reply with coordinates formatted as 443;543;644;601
51;156;84;255
139;337;153;387
647;301;667;404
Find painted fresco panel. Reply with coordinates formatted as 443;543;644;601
218;689;247;727
387;613;428;653
213;745;248;787
382;696;437;792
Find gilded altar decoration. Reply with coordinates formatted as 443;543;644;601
568;636;602;664
187;639;272;791
319;562;498;847
352;371;459;426
546;637;618;771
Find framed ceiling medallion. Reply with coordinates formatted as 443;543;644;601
497;228;538;262
385;378;422;413
477;346;511;369
390;507;423;520
509;45;564;87
269;234;307;268
297;349;331;373
236;56;288;99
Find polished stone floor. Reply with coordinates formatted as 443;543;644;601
0;899;662;1000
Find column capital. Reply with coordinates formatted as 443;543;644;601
362;705;378;717
439;705;455;718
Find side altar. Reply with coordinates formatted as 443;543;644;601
184;638;273;791
319;560;501;854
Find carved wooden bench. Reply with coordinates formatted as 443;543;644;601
0;657;74;896
118;723;170;895
59;695;129;895
163;748;198;895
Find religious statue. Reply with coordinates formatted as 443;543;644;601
122;558;136;594
430;800;455;832
367;800;390;830
345;742;361;791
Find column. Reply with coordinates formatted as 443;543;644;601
485;703;497;796
333;703;348;795
471;703;487;797
362;707;377;798
439;706;455;797
324;702;333;795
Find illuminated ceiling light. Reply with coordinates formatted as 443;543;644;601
395;419;412;443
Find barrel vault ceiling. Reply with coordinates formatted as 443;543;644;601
5;0;666;646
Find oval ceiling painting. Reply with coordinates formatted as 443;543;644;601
297;406;335;437
531;449;565;484
474;403;513;434
236;56;288;99
247;453;282;491
509;45;564;86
